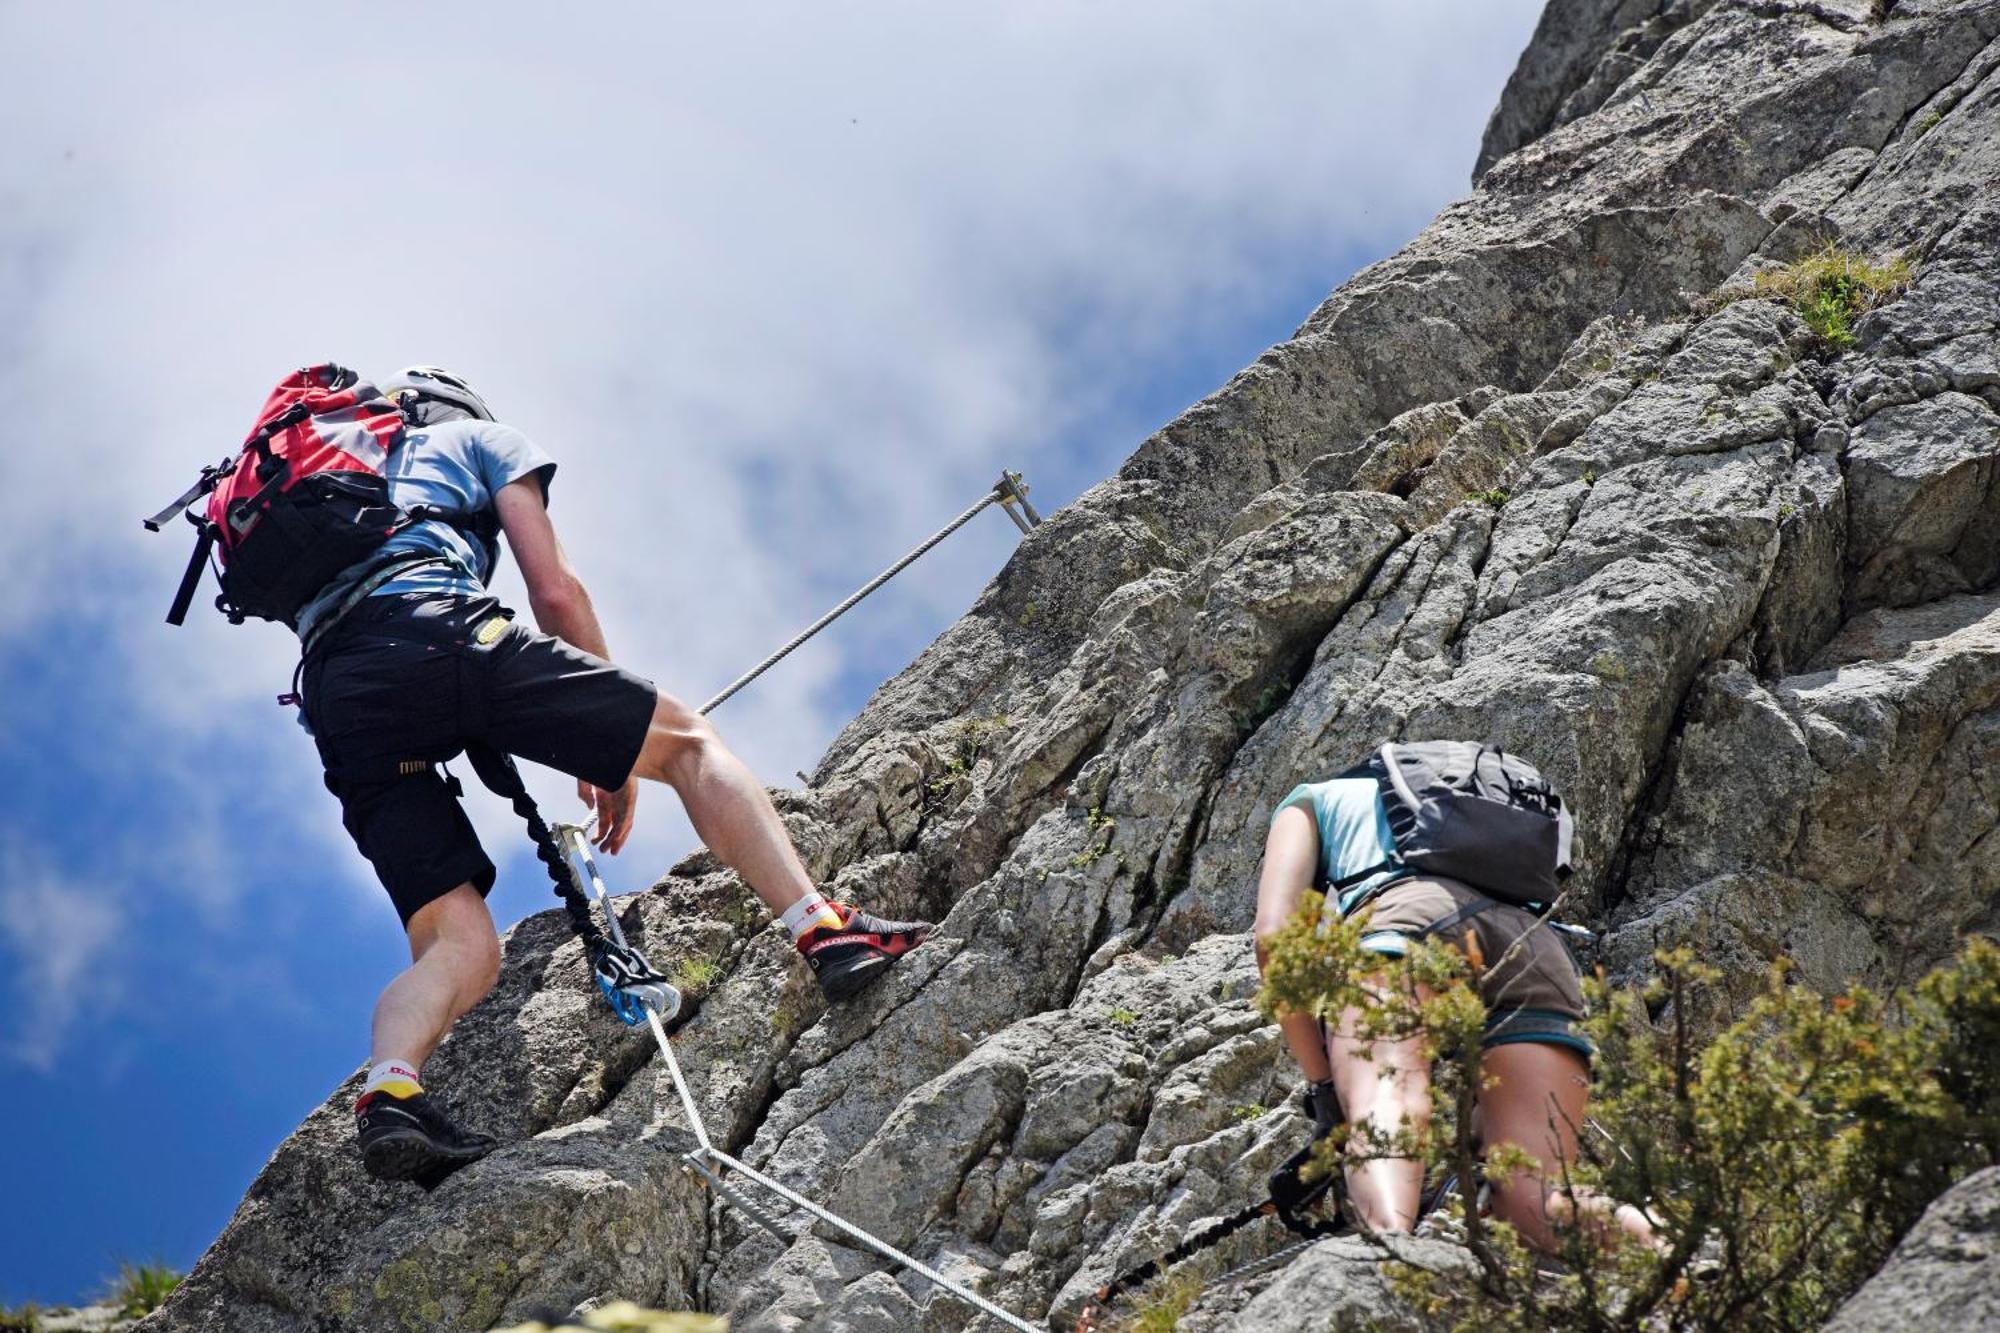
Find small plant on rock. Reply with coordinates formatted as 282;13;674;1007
107;1260;183;1317
0;1301;42;1333
1473;488;1509;510
1071;807;1118;868
494;1301;724;1332
924;714;1010;808
1243;678;1295;730
1750;243;1914;350
672;953;722;993
1121;1267;1205;1333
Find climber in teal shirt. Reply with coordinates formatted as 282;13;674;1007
1252;761;1658;1256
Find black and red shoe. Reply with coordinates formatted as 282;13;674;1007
797;903;931;1001
355;1089;497;1190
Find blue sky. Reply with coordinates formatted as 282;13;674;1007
0;1;1540;1307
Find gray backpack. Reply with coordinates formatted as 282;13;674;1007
1334;740;1576;907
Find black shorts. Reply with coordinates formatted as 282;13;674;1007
301;593;657;926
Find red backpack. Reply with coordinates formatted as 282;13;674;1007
148;364;414;627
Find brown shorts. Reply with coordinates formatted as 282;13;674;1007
1352;875;1592;1062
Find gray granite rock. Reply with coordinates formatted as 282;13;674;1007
1824;1166;2000;1332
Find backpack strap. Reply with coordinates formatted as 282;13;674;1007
165;520;219;627
144;456;239;533
1413;894;1497;943
148;456;241;626
1327;857;1400;894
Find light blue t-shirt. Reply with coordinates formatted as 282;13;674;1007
1275;777;1408;915
293;419;555;644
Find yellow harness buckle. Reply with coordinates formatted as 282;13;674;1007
474;616;509;646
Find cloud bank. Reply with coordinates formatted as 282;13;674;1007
0;1;1538;1075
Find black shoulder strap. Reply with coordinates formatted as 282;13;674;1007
165;522;217;626
1414;894;1496;943
1327;857;1399;894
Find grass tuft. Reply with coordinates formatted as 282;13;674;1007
0;1302;42;1333
672;954;721;992
1746;244;1914;350
106;1260;183;1317
1121;1268;1205;1333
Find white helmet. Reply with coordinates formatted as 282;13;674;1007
381;365;495;424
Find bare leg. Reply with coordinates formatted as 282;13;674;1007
631;691;816;917
1328;1003;1431;1233
1253;804;1335;1082
1479;1042;1658;1253
370;884;503;1072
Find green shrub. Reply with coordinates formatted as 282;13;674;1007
671;954;721;993
107;1260;183;1317
1749;244;1914;349
924;714;1010;806
1258;892;2000;1331
0;1301;42;1333
1121;1268;1205;1333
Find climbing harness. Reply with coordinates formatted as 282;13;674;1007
552;824;1043;1333
700;472;1041;715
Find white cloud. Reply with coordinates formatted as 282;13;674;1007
0;854;126;1073
0;3;1541;1022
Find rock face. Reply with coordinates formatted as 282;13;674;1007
151;2;2000;1329
1825;1166;2000;1332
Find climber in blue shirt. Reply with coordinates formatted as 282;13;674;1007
300;367;932;1186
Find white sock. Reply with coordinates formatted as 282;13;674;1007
780;892;842;941
363;1059;423;1099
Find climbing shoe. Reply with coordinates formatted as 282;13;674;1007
797;902;931;1001
355;1089;497;1189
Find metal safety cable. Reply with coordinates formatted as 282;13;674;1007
551;475;1046;1331
649;1005;1042;1333
698;473;1039;716
559;827;1041;1333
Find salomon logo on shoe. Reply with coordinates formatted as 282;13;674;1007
796;903;931;1001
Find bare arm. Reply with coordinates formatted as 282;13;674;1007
1257;803;1335;1082
495;477;612;660
495;477;638;851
